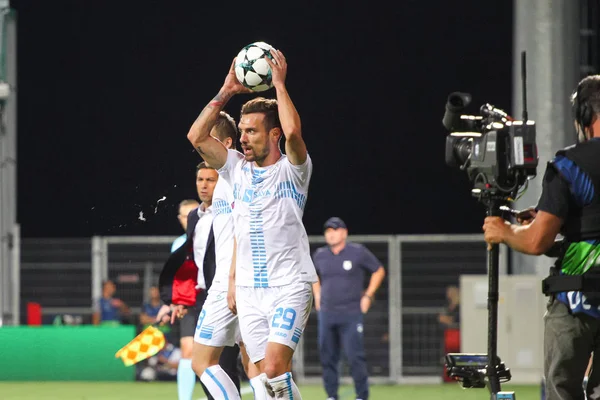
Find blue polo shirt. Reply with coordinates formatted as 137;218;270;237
94;297;120;324
141;302;161;318
313;242;382;313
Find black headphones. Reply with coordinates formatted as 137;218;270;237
573;81;594;131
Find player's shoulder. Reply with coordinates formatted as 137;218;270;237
226;149;245;167
227;148;244;158
280;153;312;164
278;154;313;185
214;174;233;193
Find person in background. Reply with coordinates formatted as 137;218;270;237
140;286;164;327
439;285;461;383
140;342;183;382
158;161;241;400
92;280;130;326
483;75;600;400
312;217;386;400
438;285;460;328
172;199;200;253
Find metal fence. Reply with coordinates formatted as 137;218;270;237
14;233;494;383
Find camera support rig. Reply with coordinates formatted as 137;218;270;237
443;52;535;400
445;192;516;400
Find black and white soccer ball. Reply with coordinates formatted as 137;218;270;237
235;42;274;92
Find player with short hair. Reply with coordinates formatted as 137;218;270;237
159;118;241;399
186;49;317;399
189;112;268;399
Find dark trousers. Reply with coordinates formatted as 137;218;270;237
318;311;368;400
201;345;241;400
544;299;600;400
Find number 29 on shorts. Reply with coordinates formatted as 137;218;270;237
271;307;297;330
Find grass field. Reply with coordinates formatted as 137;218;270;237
0;382;541;399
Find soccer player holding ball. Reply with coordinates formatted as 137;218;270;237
186;45;317;399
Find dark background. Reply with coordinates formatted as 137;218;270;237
12;0;513;238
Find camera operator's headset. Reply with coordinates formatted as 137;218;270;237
573;82;594;141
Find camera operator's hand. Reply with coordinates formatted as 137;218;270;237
516;207;537;226
483;216;512;250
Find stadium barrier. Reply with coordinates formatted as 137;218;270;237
0;325;136;381
7;234;548;384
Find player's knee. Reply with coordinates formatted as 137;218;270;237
181;347;193;359
263;358;288;379
191;356;209;377
264;343;294;378
180;337;194;359
191;344;222;377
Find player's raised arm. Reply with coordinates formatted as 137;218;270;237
266;49;307;165
187;58;252;169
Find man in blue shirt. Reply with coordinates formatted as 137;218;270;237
312;217;386;400
92;280;130;326
140;286;167;329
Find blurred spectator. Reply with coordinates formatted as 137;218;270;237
92;280;130;326
139;285;171;337
440;285;460;382
139;342;182;382
171;199;199;253
139;286;162;326
438;285;460;328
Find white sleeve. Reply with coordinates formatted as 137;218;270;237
285;153;313;189
218;149;244;185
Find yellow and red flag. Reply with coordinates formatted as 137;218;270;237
115;325;166;366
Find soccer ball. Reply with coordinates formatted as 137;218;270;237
235;42;274;92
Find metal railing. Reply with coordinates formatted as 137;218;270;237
14;233;495;383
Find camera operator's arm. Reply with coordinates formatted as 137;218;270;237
516;208;537;225
484;164;570;255
483;212;563;255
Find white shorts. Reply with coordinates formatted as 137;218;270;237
193;290;241;347
236;282;313;363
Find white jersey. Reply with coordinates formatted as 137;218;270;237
209;175;235;292
218;149;318;287
193;205;213;290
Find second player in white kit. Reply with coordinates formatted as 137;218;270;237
189;113;262;400
193;170;240;348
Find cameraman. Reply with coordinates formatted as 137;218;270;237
483;74;600;400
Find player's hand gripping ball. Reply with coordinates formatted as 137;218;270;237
235;42;275;92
